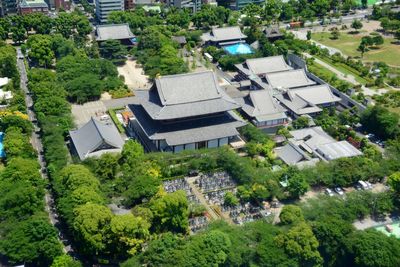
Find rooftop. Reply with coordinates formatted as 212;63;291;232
96;24;135;41
19;0;48;8
141;71;240;120
69;117;124;160
275;85;340;116
237;89;287;122
265;69;316;89
285;127;362;162
244;56;292;75
316;141;363;160
202;26;247;43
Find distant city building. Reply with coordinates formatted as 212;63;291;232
124;0;157;10
95;24;136;46
95;0;124;24
19;0;48;14
230;0;263;10
54;0;70;10
0;0;18;16
128;71;246;152
166;0;201;13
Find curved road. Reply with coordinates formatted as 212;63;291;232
16;48;71;253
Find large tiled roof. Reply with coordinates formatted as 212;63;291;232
140;71;240;120
290;85;341;105
69;118;124;160
237;89;287;122
130;104;246;146
96;24;135;41
202;26;247;42
245;56;292;75
275;85;340;116
265;69;316;89
275;91;322;116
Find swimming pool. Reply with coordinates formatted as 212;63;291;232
0;132;5;158
375;222;400;239
223;43;253;55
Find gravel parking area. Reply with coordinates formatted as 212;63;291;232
71;100;107;127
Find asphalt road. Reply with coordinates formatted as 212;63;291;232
16;49;70;253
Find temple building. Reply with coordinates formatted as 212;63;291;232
128;71;246;152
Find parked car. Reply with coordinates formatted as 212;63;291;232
325;188;334;196
358;180;369;190
366;181;373;189
334;187;344;195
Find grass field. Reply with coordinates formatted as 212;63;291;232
312;32;400;67
357;0;379;5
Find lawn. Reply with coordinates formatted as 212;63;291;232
357;0;379;5
312;32;400;67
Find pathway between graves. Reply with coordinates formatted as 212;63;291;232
186;177;221;221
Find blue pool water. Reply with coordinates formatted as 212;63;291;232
223;43;253;55
0;132;5;158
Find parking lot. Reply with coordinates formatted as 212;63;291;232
71;100;107;127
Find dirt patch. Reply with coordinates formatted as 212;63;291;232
117;59;151;90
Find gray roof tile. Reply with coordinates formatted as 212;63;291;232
96;24;135;41
69;118;124;160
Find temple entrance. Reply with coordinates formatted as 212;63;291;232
197;141;207;149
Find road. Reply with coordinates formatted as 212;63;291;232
16;49;70;253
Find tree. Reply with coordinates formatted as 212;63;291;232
312;216;354;266
11;26;26;44
388;172;400;194
351;19;363;32
292;116;310;129
150;190;189;233
224;191;239;206
331;29;340;40
358;40;367;58
51;255;82;267
55;164;100;194
99;39;127;64
361;0;368;8
122;173;161;206
73;203;113;255
64;73;103;103
395;30;400;42
120;140;144;166
287;170;309;199
275;222;323;266
345;230;400;267
307;30;312;40
361;105;399;140
27;34;54;67
0;216;63;266
3;127;36;159
279;205;304;225
109;214;151;255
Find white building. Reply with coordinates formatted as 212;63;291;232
95;0;124;24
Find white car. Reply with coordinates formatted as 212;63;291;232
366;181;373;189
334;187;344;195
325;188;334;196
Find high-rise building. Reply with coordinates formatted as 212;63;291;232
95;0;123;24
0;0;18;15
167;0;201;13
